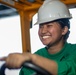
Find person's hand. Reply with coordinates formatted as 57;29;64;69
0;52;32;69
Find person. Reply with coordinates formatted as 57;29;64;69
0;0;76;75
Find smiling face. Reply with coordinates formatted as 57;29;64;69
38;21;68;46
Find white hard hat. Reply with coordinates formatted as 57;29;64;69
35;0;72;24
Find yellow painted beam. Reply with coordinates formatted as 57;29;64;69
61;0;76;5
18;10;37;52
0;0;76;11
19;11;31;52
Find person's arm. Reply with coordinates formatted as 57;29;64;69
0;52;58;75
31;54;58;75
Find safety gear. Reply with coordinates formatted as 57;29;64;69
35;0;72;24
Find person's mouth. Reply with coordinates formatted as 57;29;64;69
42;36;50;39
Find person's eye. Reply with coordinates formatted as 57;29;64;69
47;24;53;28
39;25;44;28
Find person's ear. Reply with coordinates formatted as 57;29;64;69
62;26;68;35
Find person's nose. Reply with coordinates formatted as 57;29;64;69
41;26;48;34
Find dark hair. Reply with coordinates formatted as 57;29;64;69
56;19;70;41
